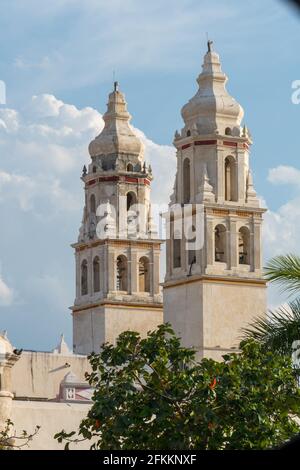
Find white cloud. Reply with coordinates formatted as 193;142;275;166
264;165;300;251
0;93;177;348
0;92;300;347
0;276;13;306
13;56;51;71
2;0;244;96
0;94;175;214
135;128;176;207
268;165;300;187
0;169;80;213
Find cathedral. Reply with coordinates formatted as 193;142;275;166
0;43;266;449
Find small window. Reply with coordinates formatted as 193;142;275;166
225;127;232;136
90;194;96;214
92;166;97;173
239;227;250;265
183;158;191;204
116;255;128;291
173;238;181;268
225;156;236;201
81;260;88;296
214;224;226;263
93;256;100;292
186;129;191;137
188;250;196;266
127;163;134;172
126;191;137;211
139;257;150;293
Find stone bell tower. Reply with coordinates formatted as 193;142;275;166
163;42;267;360
72;83;163;355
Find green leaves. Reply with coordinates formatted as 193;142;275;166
264;254;300;296
56;325;300;450
243;299;300;355
0;420;40;450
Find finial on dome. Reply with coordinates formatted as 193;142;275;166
88;83;144;159
207;39;213;53
181;42;244;135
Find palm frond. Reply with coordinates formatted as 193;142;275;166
242;298;300;355
264;254;300;296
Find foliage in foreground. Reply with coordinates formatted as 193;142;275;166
0;419;40;450
243;254;300;356
56;324;300;450
243;298;300;356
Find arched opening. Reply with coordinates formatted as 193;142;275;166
188;249;196;266
187;223;196;266
92;166;97;173
225;127;232;136
93;256;100;292
186;129;191;137
90;194;96;214
126;191;137;211
214;224;226;263
173;235;181;268
183;158;191;204
116;255;128;291
239;227;250;265
224;156;236;202
81;260;88;295
127;163;134;172
139;256;150;292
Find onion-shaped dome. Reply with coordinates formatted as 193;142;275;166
89;83;144;158
181;42;244;136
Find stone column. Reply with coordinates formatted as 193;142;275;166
190;147;195;202
237;148;246;203
152;248;160;295
129;248;138;294
229;217;238;269
178;151;183;203
88;248;93;296
107;246;116;292
216;147;224;203
253;217;262;271
75;252;80;299
0;334;19;433
165;234;171;279
206;215;214;267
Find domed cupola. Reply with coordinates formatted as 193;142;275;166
181;41;244;137
89;82;144;160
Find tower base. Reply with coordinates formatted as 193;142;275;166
72;301;163;355
163;275;267;361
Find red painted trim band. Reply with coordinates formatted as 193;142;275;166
223;141;237;147
195;140;217;146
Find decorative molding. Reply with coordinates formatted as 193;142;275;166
74;238;163;252
163;274;267;290
223;141;237;147
194;140;217;146
71;300;163;313
212;209;230;216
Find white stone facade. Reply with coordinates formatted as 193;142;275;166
0;44;269;449
72;83;163;354
163;43;267;359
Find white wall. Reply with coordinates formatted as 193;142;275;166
11;400;91;450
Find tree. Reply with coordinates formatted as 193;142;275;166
264;254;300;296
0;419;40;450
243;254;300;355
56;324;300;450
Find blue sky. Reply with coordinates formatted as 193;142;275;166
0;0;300;350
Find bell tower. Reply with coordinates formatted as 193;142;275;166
72;83;163;355
163;43;267;360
